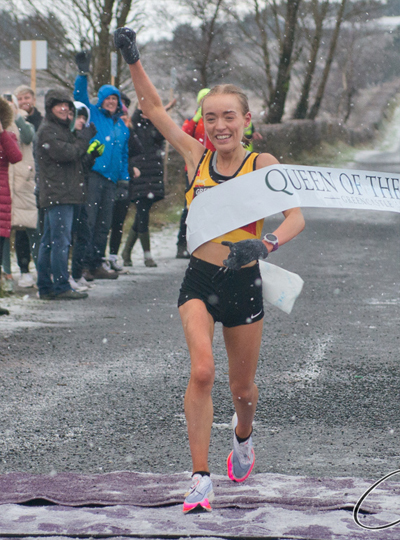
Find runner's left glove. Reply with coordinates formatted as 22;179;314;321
114;28;140;65
222;239;268;271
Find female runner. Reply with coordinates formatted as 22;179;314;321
114;28;305;514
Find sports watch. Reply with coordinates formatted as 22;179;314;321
263;233;279;252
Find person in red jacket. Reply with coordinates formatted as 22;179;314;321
176;89;216;259
0;97;23;314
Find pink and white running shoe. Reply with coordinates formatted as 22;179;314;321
183;473;214;514
227;413;255;482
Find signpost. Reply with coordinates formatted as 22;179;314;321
110;52;118;86
20;40;47;94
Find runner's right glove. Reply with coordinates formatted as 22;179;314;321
222;239;268;271
114;28;140;65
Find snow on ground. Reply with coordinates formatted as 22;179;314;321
0;224;181;333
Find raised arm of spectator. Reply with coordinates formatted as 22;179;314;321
73;74;91;108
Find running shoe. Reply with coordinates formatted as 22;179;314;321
108;255;124;272
227;413;255;482
69;276;89;292
183;474;214;514
18;272;35;288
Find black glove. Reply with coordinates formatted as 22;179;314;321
77;122;97;142
114;28;140;65
115;180;130;201
222;239;268;271
75;50;91;73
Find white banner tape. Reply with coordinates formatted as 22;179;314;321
187;163;400;253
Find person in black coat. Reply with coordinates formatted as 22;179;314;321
108;105;143;271
36;88;95;300
121;102;175;267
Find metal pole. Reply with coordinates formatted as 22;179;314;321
31;41;37;94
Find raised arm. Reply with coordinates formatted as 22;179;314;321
114;28;204;176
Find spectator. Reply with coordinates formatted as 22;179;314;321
15;84;44;285
69;101;105;290
244;120;263;152
14;85;43;132
121;104;175;267
119;92;131;109
36;89;95;300
6;94;41;289
74;51;130;280
108;105;142;271
0;96;22;314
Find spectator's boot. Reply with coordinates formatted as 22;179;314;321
139;232;157;267
0;271;9;315
121;229;138;266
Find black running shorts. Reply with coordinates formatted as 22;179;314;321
178;256;264;328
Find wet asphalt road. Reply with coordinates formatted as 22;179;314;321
0;202;399;483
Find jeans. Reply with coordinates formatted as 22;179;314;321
85;171;116;271
71;204;90;280
37;205;74;295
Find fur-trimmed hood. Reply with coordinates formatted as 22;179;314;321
44;88;74;116
0;97;14;130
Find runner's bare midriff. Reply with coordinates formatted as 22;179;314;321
192;241;257;268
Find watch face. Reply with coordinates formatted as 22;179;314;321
265;233;278;243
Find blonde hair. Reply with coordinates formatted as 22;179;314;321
201;84;251;146
14;85;35;98
201;84;249;116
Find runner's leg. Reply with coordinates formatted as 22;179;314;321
223;319;263;439
179;299;215;472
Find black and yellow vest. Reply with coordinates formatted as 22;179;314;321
186;150;264;244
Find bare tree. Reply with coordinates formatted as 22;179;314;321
228;0;302;124
266;0;302;123
292;0;330;119
164;0;232;91
307;0;346;119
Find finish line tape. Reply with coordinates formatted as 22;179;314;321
186;164;400;314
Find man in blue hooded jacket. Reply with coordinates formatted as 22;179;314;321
74;51;130;279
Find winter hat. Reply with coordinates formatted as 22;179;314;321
0;97;14;130
76;105;88;119
197;88;211;104
44;88;74;116
120;92;131;108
